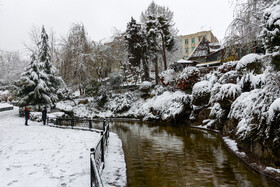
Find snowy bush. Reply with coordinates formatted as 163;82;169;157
217;61;237;73
106;92;134;113
238;72;266;92
192;80;212;106
139;81;152;92
160;69;176;86
125;91;191;121
267;98;280;124
209;102;225;121
218;70;240;84
176;67;200;90
109;73;123;90
236;54;262;73
215;84;241;101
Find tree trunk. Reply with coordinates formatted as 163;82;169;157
142;56;150;81
154;57;159;85
160;32;167;70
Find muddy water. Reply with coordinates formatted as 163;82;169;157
110;121;279;187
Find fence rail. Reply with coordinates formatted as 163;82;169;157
53;117;110;187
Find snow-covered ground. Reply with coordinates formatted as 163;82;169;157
0;107;126;187
0;102;13;108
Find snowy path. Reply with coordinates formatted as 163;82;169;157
0;107;126;187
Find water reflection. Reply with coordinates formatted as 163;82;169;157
110;121;279;187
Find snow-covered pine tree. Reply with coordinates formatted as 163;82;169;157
262;0;280;70
141;2;175;71
124;17;149;82
14;26;65;108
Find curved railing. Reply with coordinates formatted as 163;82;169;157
51;118;110;187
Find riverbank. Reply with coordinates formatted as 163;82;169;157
0;107;127;187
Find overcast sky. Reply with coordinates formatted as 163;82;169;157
0;0;234;52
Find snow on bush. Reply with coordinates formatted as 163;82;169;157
267;98;280;124
218;70;240;84
209;102;225;121
192;80;212;96
139;81;152;92
236;54;262;71
238;72;266;91
126;91;191;121
228;90;260;121
106;92;134;113
217;61;237;73
215;84;241;101
160;69;176;85
192;80;212;106
176;67;200;90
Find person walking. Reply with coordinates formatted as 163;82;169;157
42;106;47;125
24;106;30;126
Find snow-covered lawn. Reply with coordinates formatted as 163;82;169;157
0;107;126;187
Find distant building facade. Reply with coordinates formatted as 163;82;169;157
181;31;219;58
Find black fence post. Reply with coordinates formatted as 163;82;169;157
101;132;105;168
90;148;95;187
71;118;74;128
103;120;106;131
89;120;92;129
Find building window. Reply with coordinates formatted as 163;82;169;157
185;48;189;53
185;39;188;45
198;36;201;41
192;38;195;43
192;47;195;51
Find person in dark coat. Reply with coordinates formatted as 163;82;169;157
42;106;47;125
24;106;30;126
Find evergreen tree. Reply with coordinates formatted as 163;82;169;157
124;17;149;81
141;2;175;71
262;0;280;70
14;26;65;108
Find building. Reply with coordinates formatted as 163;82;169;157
181;31;219;58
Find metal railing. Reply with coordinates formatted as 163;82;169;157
52;118;110;187
90;120;109;187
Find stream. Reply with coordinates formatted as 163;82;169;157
110;121;280;187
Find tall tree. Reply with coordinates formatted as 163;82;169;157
124;17;149;81
141;2;175;71
224;0;273;56
14;26;65;108
59;23;93;91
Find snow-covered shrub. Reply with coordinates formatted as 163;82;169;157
150;85;172;97
106;92;134;113
192;80;212;106
238;72;266;92
211;83;241;110
83;79;101;96
126;91;191;121
109;73;123;90
218;70;240;84
209;102;225;121
236;54;263;73
267;98;280;124
176;67;200;90
160;69;176;86
139;81;152;93
217;61;237;73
